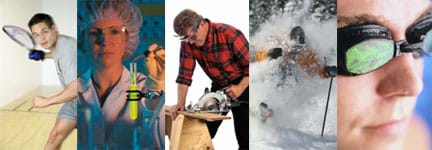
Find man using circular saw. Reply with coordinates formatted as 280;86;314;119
172;9;249;149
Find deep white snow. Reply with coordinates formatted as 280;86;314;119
249;1;337;149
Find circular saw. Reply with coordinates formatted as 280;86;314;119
187;88;231;115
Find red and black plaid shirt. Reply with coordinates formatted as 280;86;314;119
176;19;249;87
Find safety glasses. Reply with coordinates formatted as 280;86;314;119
174;15;202;42
338;13;432;76
31;27;52;39
88;25;127;44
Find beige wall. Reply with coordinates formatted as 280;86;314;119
0;0;43;106
41;0;76;86
0;0;77;106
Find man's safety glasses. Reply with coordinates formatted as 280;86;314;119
174;15;202;42
338;13;432;76
32;27;52;39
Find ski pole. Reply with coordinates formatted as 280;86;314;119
321;76;334;137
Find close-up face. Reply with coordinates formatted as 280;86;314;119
337;0;430;149
30;22;58;50
87;18;128;69
183;20;207;47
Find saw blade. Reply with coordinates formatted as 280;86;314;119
202;97;219;112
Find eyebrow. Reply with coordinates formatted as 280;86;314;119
337;5;432;28
90;25;123;30
32;27;50;34
338;15;386;27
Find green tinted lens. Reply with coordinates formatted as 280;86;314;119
346;39;394;74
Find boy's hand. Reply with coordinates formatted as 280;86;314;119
32;96;52;108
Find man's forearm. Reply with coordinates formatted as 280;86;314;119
48;80;77;105
238;76;249;90
177;84;189;107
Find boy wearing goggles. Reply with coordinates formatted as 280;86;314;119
337;0;431;149
27;13;78;149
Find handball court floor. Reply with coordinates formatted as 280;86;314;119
0;86;76;149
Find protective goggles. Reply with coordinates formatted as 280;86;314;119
338;13;432;76
174;15;202;41
88;25;127;44
31;27;52;39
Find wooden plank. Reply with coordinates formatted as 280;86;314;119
165;114;172;138
170;114;184;150
178;111;231;121
169;114;215;150
178;116;214;150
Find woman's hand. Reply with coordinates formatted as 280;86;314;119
146;44;165;91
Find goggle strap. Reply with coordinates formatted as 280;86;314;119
406;12;432;43
338;24;392;40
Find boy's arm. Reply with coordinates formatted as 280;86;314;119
32;79;77;108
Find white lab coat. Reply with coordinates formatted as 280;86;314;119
77;66;164;149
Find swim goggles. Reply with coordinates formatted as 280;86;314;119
338;12;432;76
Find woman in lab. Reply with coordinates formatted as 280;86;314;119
77;0;164;149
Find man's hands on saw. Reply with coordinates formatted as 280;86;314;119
166;105;184;119
224;77;249;100
224;84;246;101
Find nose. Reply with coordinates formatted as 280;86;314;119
376;54;423;98
187;40;194;45
96;31;106;46
38;35;47;42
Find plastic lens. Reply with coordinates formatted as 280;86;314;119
32;28;51;39
346;39;394;74
89;26;126;44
